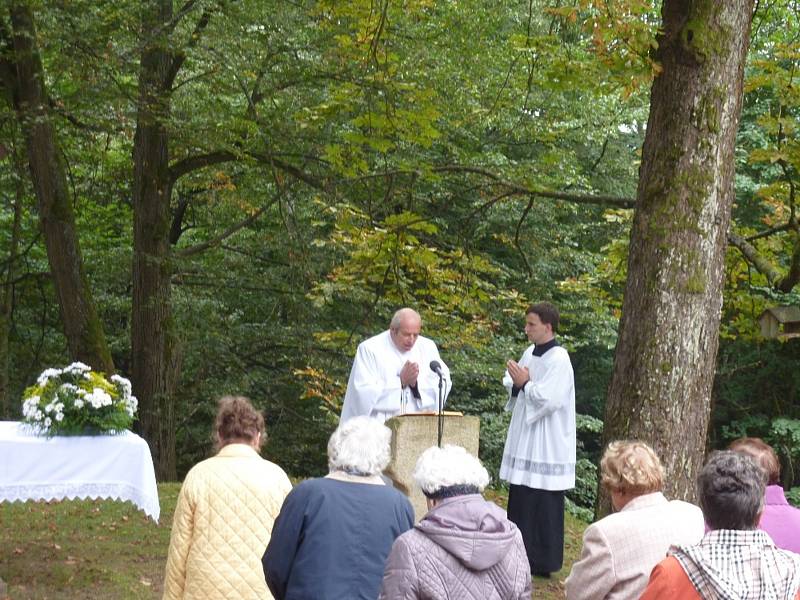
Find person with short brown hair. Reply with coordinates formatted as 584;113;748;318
729;437;800;553
500;301;576;577
163;396;291;600
565;441;704;600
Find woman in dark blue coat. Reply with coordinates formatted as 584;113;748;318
262;416;414;600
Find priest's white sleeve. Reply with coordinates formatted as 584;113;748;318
502;370;517;412
340;342;402;422
518;348;574;425
502;345;534;412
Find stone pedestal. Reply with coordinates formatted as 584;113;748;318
385;414;480;521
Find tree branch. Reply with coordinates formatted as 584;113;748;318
167;4;215;89
745;222;795;242
777;235;800;293
169;150;238;183
728;231;783;287
174;195;279;259
170;150;326;191
432;165;635;207
515;196;535;276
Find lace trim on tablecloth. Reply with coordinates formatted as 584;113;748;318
0;482;160;522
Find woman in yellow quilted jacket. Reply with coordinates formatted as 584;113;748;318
163;396;292;600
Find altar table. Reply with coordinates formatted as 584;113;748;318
0;421;160;522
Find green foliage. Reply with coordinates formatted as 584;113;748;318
787;486;800;509
714;337;800;490
6;0;798;498
770;417;800;483
567;457;599;521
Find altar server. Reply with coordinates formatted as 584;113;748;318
500;301;576;577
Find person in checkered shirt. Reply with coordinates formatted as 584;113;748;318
641;451;800;600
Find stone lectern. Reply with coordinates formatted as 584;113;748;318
384;414;481;522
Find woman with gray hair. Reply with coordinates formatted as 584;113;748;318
729;437;800;553
641;450;800;599
262;416;413;600
379;445;531;600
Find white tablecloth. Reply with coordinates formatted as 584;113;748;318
0;421;160;522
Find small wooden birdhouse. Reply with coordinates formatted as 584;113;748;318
759;305;800;339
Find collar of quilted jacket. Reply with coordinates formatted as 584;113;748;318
415;494;519;570
217;443;260;457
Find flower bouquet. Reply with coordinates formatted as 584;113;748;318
21;362;138;436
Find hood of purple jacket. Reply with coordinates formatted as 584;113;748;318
415;494;519;571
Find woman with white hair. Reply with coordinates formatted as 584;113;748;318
379;445;531;600
262;416;413;600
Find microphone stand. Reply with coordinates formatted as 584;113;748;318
436;373;444;447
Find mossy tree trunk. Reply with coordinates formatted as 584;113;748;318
600;0;755;515
132;0;181;481
0;148;23;417
5;2;114;375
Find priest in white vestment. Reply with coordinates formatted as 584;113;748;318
500;301;576;578
340;308;451;423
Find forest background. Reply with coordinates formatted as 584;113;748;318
2;0;800;519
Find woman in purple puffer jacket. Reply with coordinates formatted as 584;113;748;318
379;445;531;600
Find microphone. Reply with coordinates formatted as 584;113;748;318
429;360;443;377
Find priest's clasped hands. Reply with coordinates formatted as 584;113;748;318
506;359;531;388
399;360;419;388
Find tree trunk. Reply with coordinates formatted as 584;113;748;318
6;2;114;374
600;0;755;515
0;148;23;417
132;0;181;481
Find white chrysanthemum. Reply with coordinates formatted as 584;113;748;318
44;417;52;428
36;368;62;386
110;374;133;397
86;388;112;409
55;413;64;422
22;396;40;419
35;410;43;421
74;398;84;409
65;362;91;374
44;402;54;414
58;383;79;395
125;395;138;417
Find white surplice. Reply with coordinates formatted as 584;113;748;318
340;330;451;423
499;343;576;491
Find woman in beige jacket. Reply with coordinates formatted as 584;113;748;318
163;396;292;600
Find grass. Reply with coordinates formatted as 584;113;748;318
0;484;586;599
0;484;180;600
